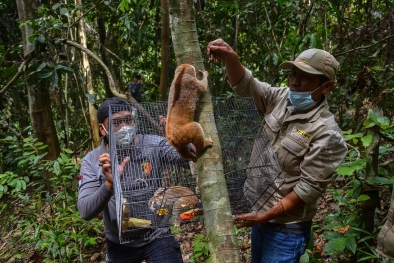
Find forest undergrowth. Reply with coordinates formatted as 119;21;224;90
0;176;392;263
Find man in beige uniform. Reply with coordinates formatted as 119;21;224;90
207;39;348;263
377;188;394;261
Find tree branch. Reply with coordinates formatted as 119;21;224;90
334;35;394;57
0;50;36;96
68;5;96;29
63;39;164;134
346;143;361;159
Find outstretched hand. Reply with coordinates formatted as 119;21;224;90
207;38;238;64
207;38;245;86
233;212;267;228
99;153;130;191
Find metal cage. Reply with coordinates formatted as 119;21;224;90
108;98;284;244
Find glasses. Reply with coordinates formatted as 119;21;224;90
112;116;135;128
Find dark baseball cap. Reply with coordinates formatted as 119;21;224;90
97;97;131;123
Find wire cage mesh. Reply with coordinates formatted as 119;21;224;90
108;98;284;244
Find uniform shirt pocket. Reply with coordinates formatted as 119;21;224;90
278;136;309;175
264;113;281;147
265;113;281;132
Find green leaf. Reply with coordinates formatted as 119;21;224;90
28;34;36;44
379;166;388;176
56;64;73;73
343;133;363;141
272;53;278;65
15;180;21;192
357;195;370;202
336;159;365;176
52;3;61;10
299;252;309;263
85;93;96;105
118;0;129;12
363;118;376;128
36;62;47;72
21;180;26;190
342;129;353;135
58;52;67;60
377;116;391;129
324;237;347;255
60;153;69;163
37;71;53;79
36;36;45;44
322;230;342;240
60;7;68;15
346;236;357;254
50;72;59;88
63;148;73;154
53;161;61;175
361;135;372;148
367;176;394;185
363;110;379;128
358;235;375;243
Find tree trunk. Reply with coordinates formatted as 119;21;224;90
16;0;60;192
357;111;381;260
76;0;101;147
361;124;380;235
168;0;241;262
97;13;114;98
159;0;170;101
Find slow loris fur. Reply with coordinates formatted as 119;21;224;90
166;64;213;162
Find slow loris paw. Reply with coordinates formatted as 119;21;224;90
204;138;213;149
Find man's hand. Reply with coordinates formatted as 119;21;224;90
99;153;130;191
234;212;268;228
207;38;238;64
159;115;166;134
207;38;245;86
234;191;306;228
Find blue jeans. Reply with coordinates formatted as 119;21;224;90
106;236;183;263
251;224;311;263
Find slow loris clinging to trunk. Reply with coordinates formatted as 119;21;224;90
166;64;213;162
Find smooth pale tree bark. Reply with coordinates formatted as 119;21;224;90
75;0;100;147
168;0;241;262
16;0;60;192
159;0;170;101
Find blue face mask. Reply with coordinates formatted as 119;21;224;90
288;82;327;111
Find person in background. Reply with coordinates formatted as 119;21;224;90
77;97;185;263
207;39;348;263
129;73;144;103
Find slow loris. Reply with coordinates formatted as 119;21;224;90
148;186;199;227
166;64;213;162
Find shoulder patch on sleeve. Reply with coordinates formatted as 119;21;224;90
78;174;83;187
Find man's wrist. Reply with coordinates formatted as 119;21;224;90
258;212;270;224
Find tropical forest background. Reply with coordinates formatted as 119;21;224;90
0;0;394;262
